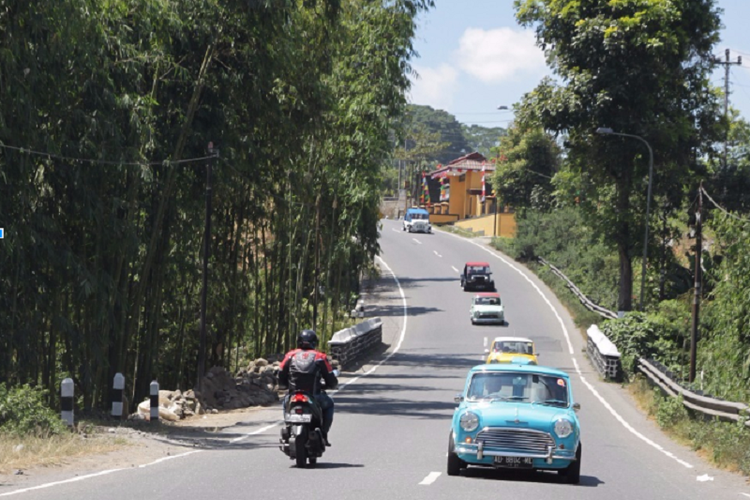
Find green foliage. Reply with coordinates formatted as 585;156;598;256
403;105;471;165
514;0;723;311
0;0;432;409
491;125;559;210
700;214;750;401
0;384;67;437
655;394;689;429
461;124;506;159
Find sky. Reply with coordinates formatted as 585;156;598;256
408;0;750;128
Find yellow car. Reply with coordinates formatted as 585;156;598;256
484;336;538;365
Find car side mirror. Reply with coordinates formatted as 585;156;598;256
572;402;581;412
535;353;541;357
454;393;464;404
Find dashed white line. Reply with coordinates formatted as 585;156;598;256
419;471;442;485
438;229;695;470
434;250;442;258
412;238;422;245
451;266;459;273
739;493;750;498
392;228;401;233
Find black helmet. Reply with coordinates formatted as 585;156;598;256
297;329;318;349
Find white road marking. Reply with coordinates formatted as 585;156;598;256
740;493;750;498
392;228;401;233
434;250;442;258
419;472;442;485
0;451;203;497
451;266;459;273
438;230;695;469
412;238;422;245
230;421;283;443
697;474;714;482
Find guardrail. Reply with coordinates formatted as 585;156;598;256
536;257;750;425
638;358;750;426
537;257;618;320
586;325;622;381
328;317;383;370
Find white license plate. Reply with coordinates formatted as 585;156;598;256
285;413;312;423
494;456;534;468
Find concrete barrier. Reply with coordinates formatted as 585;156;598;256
328;318;383;369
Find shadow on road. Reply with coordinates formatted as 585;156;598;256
461;467;604;487
306;462;365;470
366;304;443;317
335;395;455;420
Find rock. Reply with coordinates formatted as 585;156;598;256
211;408;219;414
255;358;269;368
13;444;24;453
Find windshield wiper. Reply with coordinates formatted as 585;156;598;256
532;399;568;407
488;395;528;402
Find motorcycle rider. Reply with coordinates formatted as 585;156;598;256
279;329;338;446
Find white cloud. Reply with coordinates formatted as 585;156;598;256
455;27;545;83
408;63;459;110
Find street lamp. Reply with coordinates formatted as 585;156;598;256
596;127;654;311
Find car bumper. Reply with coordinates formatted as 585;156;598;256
472;316;504;324
410;226;431;233
466;282;493;290
455;442;575;469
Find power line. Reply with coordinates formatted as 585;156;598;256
700;186;750;222
0;142;216;166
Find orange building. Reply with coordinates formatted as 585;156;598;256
422;152;516;237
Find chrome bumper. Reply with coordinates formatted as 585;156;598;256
473;317;504;324
455;442;574;464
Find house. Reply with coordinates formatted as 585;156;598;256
421;152;516;237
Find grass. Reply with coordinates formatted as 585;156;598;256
0;427;130;474
629;375;750;476
435;225;480;238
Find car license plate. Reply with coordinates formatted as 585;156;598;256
285;413;312;423
493;456;534;468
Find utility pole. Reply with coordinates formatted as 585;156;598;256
715;48;742;168
689;184;703;383
198;142;218;391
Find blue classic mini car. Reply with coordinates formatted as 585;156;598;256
448;363;582;483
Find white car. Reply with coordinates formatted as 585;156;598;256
402;208;432;233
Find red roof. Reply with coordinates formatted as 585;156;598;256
465;261;490;267
476;292;500;297
427;152;493;179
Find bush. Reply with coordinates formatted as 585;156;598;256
0;384;67;437
655;394;689;429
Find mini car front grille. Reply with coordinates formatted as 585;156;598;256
476;427;555;454
479;313;499;318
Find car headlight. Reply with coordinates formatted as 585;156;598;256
473;311;479;317
460;411;479;432
554;418;573;438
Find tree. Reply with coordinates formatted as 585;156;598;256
462;124;507;159
515;0;723;311
491;124;559;210
405;104;471;164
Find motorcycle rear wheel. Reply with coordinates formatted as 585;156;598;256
295;433;307;468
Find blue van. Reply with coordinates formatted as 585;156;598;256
402;208;432;233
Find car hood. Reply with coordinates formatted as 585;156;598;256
464;401;571;430
473;305;503;313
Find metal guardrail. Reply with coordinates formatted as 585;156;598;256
537;257;618;320
328;318;383;370
537;256;750;425
638;358;750;426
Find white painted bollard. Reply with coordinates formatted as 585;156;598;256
111;373;125;418
150;380;159;422
61;378;74;426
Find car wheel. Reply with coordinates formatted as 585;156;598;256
471;319;475;325
447;434;466;476
559;442;581;484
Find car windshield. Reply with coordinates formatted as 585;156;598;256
475;297;501;306
467;266;488;275
492;341;533;355
411;213;428;220
466;372;569;406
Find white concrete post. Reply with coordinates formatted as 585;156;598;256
61;378;74;426
149;380;159;422
111;373;125;418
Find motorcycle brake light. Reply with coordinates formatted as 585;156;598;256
291;393;308;403
295;407;304;414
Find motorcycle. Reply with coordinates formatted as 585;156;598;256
279;390;326;467
279;370;338;468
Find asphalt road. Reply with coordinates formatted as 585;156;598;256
4;218;750;500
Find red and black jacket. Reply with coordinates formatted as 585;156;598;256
279;348;338;394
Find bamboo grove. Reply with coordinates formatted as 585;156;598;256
0;0;433;410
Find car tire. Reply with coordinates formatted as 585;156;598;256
559;442;581;484
471;319;475;325
447;434;466;476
